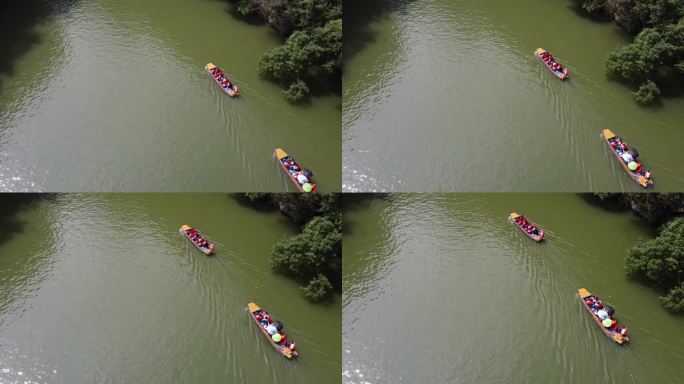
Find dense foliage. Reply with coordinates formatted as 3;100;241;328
242;193;341;302
594;193;684;313
594;193;684;224
576;0;684;105
231;0;342;103
626;217;684;313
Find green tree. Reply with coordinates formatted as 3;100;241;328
625;217;684;313
577;1;684;104
241;193;341;302
301;274;333;302
284;78;310;103
231;0;341;103
661;283;684;313
578;0;607;13
271;216;341;277
633;79;661;104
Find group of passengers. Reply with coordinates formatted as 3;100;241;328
540;51;565;74
608;136;651;180
254;310;297;352
186;228;211;249
209;67;235;90
280;156;316;192
584;295;629;337
513;215;541;236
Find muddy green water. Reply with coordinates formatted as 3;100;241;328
343;0;684;192
0;194;340;383
343;194;684;383
0;0;340;192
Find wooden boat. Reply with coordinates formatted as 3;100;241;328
509;212;544;242
578;288;629;344
275;148;316;193
248;302;297;359
205;63;239;97
179;224;215;255
602;129;653;188
535;48;569;80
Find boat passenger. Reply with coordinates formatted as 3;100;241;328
266;324;278;335
289;341;296;351
296;172;309;185
620;143;628;152
621;151;633;163
610;319;618;331
635;163;643;173
645;170;651;179
278;333;287;345
620;327;628;336
597;309;609;320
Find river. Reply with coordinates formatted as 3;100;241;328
0;194;341;383
0;0;341;192
343;194;684;383
343;0;684;192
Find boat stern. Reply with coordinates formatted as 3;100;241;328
282;348;294;359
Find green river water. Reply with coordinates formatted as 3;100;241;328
0;194;340;383
343;194;684;383
0;0;341;192
343;0;684;192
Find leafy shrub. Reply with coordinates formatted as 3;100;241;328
632;79;661;105
301;274;333;302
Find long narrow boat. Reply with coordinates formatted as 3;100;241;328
535;48;569;80
578;288;629;345
274;148;317;193
248;302;297;359
205;63;239;97
179;224;215;255
509;212;544;242
602;129;653;188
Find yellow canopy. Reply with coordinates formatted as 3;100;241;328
602;129;615;140
248;302;260;312
274;148;288;160
206;63;216;70
578;288;591;299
